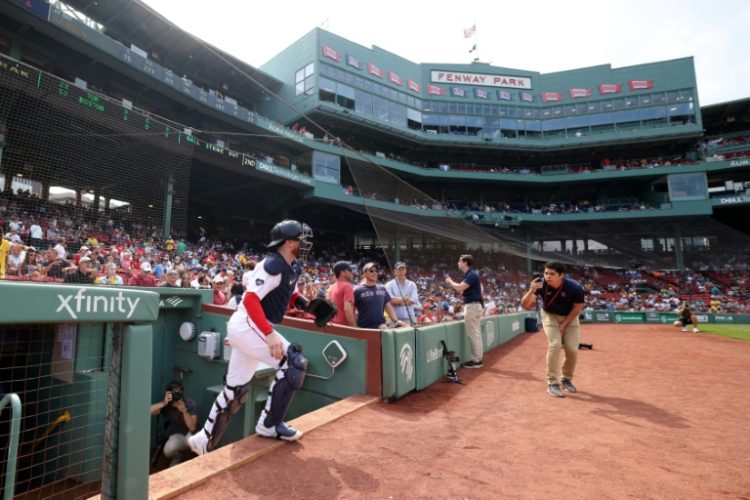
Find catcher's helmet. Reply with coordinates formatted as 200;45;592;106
267;220;313;259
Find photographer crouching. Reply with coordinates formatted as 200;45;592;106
150;381;198;467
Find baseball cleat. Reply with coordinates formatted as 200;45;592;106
187;430;209;456
255;421;303;441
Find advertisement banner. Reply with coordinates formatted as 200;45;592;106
613;312;645;323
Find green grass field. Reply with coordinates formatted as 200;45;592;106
699;324;750;342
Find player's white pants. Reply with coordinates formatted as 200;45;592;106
201;316;289;437
225;315;289;386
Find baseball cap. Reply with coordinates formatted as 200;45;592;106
80;246;89;251
213;275;225;283
79;256;92;264
394;261;407;269
423;302;432;309
140;262;152;272
332;261;353;277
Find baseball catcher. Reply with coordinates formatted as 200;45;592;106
189;219;328;455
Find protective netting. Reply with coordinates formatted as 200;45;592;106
0;323;108;499
340;154;750;273
0;53;193;246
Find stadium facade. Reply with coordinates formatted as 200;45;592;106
0;0;748;270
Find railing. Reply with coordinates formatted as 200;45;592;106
0;393;22;500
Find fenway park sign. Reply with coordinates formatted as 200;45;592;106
431;71;532;89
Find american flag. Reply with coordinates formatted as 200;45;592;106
463;24;476;38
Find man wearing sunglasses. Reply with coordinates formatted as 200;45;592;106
354;262;404;329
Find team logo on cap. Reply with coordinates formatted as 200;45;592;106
256;279;264;286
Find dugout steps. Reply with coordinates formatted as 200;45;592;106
143;394;378;500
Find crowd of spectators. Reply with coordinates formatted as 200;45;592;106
2;191;749;320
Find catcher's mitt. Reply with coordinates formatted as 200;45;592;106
306;297;337;327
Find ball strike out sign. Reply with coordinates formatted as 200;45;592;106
431;71;532;89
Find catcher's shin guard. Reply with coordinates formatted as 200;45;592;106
260;344;307;429
202;381;250;451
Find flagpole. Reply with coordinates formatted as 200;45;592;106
473;20;479;62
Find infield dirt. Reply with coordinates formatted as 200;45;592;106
173;324;750;500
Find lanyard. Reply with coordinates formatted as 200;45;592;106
542;280;564;311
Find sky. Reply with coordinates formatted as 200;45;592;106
140;0;750;106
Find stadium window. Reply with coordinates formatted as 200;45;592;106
407;107;422;130
639;95;652;106
295;62;315;96
652;92;666;104
612;97;625;110
318;77;336;103
374;96;389;121
354;89;373;115
336;83;355;110
666;90;680;103
679;89;694;102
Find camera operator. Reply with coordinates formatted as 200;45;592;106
150;380;197;466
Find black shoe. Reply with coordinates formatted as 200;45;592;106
547;383;564;397
463;359;484;369
561;379;577;393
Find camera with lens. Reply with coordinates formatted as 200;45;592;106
170;389;183;403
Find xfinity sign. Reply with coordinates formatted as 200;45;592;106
57;288;141;320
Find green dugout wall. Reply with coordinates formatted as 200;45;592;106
0;281;160;500
381;312;535;398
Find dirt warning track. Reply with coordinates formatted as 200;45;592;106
171;325;750;500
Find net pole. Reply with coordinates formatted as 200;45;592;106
1;393;22;500
101;324;123;500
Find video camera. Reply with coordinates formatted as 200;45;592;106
170;389;183;402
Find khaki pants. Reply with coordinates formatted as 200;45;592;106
163;433;189;466
540;310;580;384
464;303;483;362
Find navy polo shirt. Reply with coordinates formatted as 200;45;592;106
462;268;482;303
535;276;585;315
